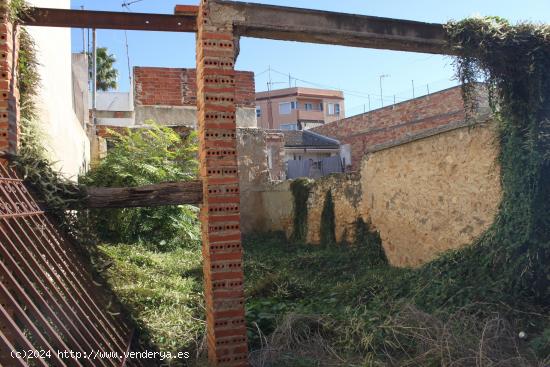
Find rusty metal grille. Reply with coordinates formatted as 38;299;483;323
0;161;153;367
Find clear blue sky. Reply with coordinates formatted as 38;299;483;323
70;0;550;117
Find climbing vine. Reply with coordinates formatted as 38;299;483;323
320;190;336;247
290;178;312;243
411;17;550;310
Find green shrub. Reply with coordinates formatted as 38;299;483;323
82;123;200;249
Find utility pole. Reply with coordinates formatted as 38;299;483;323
81;6;85;52
368;95;371;112
412;80;415;98
288;73;292;88
92;28;97;126
379;74;390;107
267;66;274;129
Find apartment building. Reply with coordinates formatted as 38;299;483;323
255;87;345;130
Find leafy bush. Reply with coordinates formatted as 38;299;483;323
82;123;200;249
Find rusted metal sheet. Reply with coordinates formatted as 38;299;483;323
0;161;152;366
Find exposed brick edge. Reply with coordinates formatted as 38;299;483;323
366;112;492;154
0;0;19;154
196;1;248;365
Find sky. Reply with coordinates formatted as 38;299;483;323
70;0;550;117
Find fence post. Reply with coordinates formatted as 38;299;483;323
196;1;248;365
0;0;19;154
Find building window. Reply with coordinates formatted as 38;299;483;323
279;102;292;115
328;103;340;115
280;123;298;130
319;103;324;111
291;101;297;109
256;106;262;117
304;103;313;111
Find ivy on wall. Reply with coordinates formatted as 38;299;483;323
410;17;550;310
320;190;336;247
290;178;312;243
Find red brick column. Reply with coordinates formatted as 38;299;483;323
0;0;18;154
196;1;248;366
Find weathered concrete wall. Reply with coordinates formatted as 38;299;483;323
361;122;501;266
266;131;285;181
236;128;270;233
246;121;502;267
135;105;198;127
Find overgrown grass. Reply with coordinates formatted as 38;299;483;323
92;229;550;366
96;242;206;363
244;233;550;366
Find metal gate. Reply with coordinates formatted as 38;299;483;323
0;161;151;367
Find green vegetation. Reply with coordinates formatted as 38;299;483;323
440;15;550;308
290;178;312;243
244;233;549;366
82;124;200;247
96;242;205;357
88;47;119;91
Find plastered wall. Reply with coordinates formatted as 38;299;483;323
26;0;91;179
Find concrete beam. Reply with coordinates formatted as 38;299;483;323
199;1;452;55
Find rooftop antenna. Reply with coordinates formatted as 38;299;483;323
379;74;390;107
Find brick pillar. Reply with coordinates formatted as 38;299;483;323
0;3;17;351
196;1;248;366
0;0;19;154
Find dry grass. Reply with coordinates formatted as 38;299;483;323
247;306;550;367
249;313;361;367
381;305;549;367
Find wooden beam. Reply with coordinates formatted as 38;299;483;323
198;1;452;55
20;8;197;33
83;181;203;209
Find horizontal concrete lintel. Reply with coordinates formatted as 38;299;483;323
213;0;453;55
25;3;453;55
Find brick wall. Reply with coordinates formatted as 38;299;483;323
311;86;467;170
134;67;255;108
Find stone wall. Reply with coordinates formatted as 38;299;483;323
246;121;502;267
306;173;361;244
361;122;501;266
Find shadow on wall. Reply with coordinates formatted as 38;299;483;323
242;121;502;268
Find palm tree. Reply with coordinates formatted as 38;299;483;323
88;47;118;91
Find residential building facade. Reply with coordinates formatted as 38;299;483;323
255;87;345;131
